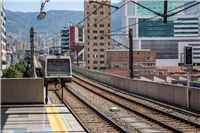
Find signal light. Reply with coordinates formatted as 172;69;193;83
184;46;193;66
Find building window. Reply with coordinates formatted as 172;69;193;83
94;18;97;21
108;48;110;50
93;11;97;15
137;56;140;59
100;49;104;52
100;5;103;8
88;54;90;57
108;12;110;15
93;49;98;52
115;53;117;55
108;29;110;33
93;24;97;27
87;42;90;45
87;36;90;39
100;43;104;46
100;11;104;15
137;52;140;55
94;61;98;64
93;36;98;40
93;43;98;46
87;18;89;21
87;12;89;14
148;57;153;60
87;29;90;33
149;52;151;54
100;61;104;64
88;60;90;64
100;36;104;40
88;67;90;69
108;42;110;45
88;48;90;52
100;30;104;33
126;52;128;55
115;57;117;59
108;23;110;27
93;55;98;58
108;18;110;21
100;55;104;58
87;23;90;27
100;18;103;21
87;5;89;8
93;30;98;33
93;5;97;8
127;57;129;59
100;24;104;27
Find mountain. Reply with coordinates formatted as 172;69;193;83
5;2;122;45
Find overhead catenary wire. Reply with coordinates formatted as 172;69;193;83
38;1;108;49
38;0;199;51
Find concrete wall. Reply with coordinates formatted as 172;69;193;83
1;78;44;104
73;65;200;111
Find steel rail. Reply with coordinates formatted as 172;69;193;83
54;91;91;133
72;74;200;133
62;85;129;133
72;72;200;118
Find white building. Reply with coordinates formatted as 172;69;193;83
122;0;200;66
1;0;6;73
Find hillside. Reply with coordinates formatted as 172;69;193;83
5;2;122;45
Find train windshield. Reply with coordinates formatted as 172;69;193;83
47;59;70;74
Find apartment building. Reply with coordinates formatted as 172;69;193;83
107;49;156;75
0;0;6;74
84;0;111;70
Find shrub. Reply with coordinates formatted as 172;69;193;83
2;68;22;78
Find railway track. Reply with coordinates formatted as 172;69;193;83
72;74;200;133
55;85;128;133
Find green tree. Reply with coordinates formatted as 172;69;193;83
2;68;22;78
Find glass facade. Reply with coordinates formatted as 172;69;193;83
137;1;185;16
138;18;198;37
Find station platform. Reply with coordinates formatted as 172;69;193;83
1;104;86;133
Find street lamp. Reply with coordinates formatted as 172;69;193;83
38;12;46;20
37;0;50;20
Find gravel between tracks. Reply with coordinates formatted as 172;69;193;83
48;91;62;104
68;82;141;133
73;73;200;124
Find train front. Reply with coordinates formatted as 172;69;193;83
45;56;72;84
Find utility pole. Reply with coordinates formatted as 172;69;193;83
76;44;79;66
129;28;133;78
30;27;34;77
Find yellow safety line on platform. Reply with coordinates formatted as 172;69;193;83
45;104;69;132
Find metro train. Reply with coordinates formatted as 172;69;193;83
38;54;72;84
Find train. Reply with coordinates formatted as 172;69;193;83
38;54;72;84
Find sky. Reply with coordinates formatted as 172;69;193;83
5;0;121;12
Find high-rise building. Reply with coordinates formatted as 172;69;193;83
61;24;71;53
122;0;200;66
84;0;111;70
0;0;6;74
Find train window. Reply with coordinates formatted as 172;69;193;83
47;59;70;74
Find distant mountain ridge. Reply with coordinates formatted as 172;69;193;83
5;2;122;45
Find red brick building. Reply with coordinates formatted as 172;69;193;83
107;49;156;75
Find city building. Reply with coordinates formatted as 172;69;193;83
61;25;70;53
107;49;156;75
0;0;6;74
84;0;111;70
69;24;85;61
19;42;24;50
122;0;200;66
6;43;12;69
